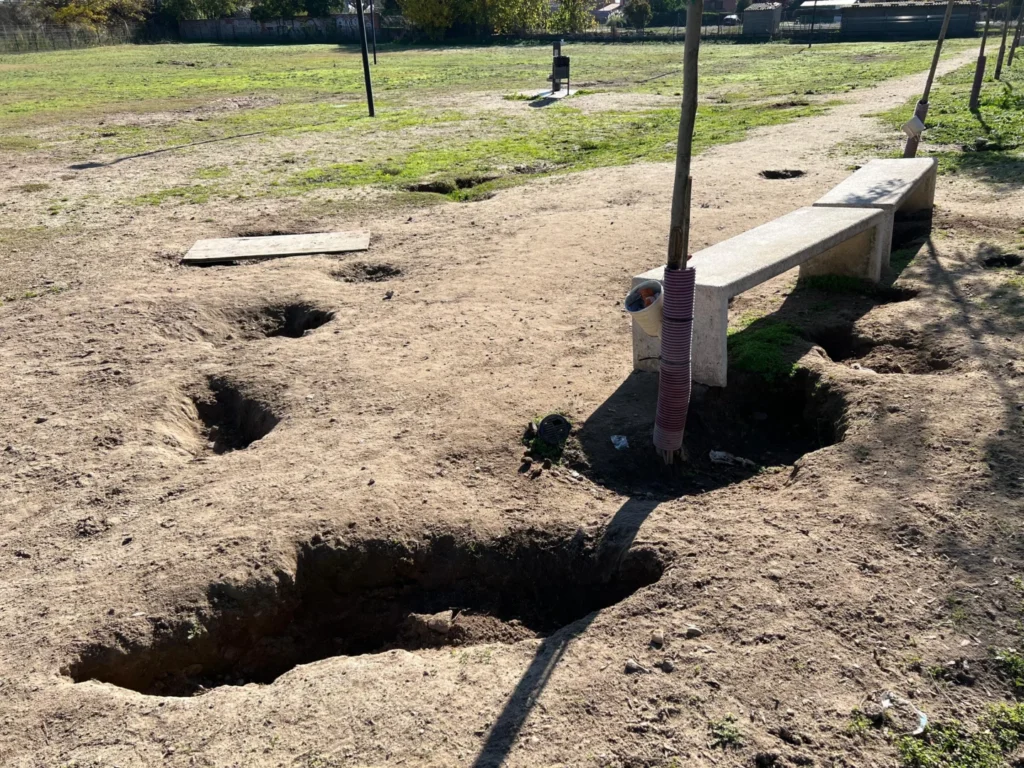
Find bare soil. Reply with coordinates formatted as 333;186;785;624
2;51;1024;768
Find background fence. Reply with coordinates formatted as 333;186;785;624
0;22;175;52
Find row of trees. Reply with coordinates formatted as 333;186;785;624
0;0;660;34
397;0;607;36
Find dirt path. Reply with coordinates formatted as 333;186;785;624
2;48;1023;768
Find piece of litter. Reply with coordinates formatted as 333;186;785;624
611;435;629;450
879;691;928;736
709;450;757;468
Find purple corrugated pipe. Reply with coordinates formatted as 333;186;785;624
653;266;695;461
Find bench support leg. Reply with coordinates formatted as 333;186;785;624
632;317;661;373
691;287;729;388
902;168;937;213
798;226;884;283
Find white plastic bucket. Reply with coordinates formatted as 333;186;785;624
625;279;664;337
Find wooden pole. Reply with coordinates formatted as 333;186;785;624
969;0;995;110
1008;0;1024;65
370;0;378;64
995;0;1012;78
355;0;375;116
667;0;704;271
904;0;955;158
809;0;819;48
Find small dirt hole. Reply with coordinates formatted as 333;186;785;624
237;303;334;339
191;377;279;454
65;532;665;696
982;253;1023;269
234;228;302;238
333;262;401;283
760;170;805;180
406;180;456;194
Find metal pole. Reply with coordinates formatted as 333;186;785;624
995;0;1012;77
970;0;995;110
1008;0;1024;65
904;0;955;158
355;0;375;116
370;0;378;64
809;0;818;48
667;0;704;270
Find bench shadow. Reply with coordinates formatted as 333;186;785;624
573;233;934;498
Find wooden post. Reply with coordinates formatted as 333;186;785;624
667;0;704;270
355;0;375;116
970;0;994;110
370;0;378;64
995;0;1012;78
904;0;955;158
1008;0;1024;65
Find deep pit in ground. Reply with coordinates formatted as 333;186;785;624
572;368;847;496
66;532;665;696
234;303;335;338
813;327;955;375
406;175;499;195
190;376;280;454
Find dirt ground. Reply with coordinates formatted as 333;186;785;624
2;50;1024;768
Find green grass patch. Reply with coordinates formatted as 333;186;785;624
709;715;744;749
727;316;801;380
132;184;219;206
994;647;1024;694
897;703;1024;768
193;165;230;180
14;182;50;193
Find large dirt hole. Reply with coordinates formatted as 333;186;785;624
65;532;665;696
573;369;846;496
406;175;499;195
813;327;954;375
191;377;280;454
235;303;335;339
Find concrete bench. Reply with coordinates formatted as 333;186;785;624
813;157;937;268
631;206;886;387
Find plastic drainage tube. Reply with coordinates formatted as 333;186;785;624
653;266;696;461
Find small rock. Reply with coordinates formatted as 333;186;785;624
425;610;454;634
383;290;394;300
650;629;665;648
368;478;375;486
657;659;675;673
685;625;703;639
624;658;650;674
34;417;47;424
542;458;552;470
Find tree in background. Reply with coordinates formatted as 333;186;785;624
550;0;592;32
623;0;651;29
249;0;303;19
736;0;750;12
35;0;151;25
485;0;547;33
398;0;454;36
158;0;237;21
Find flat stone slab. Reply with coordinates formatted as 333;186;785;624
635;206;884;297
183;231;370;264
815;158;937;210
